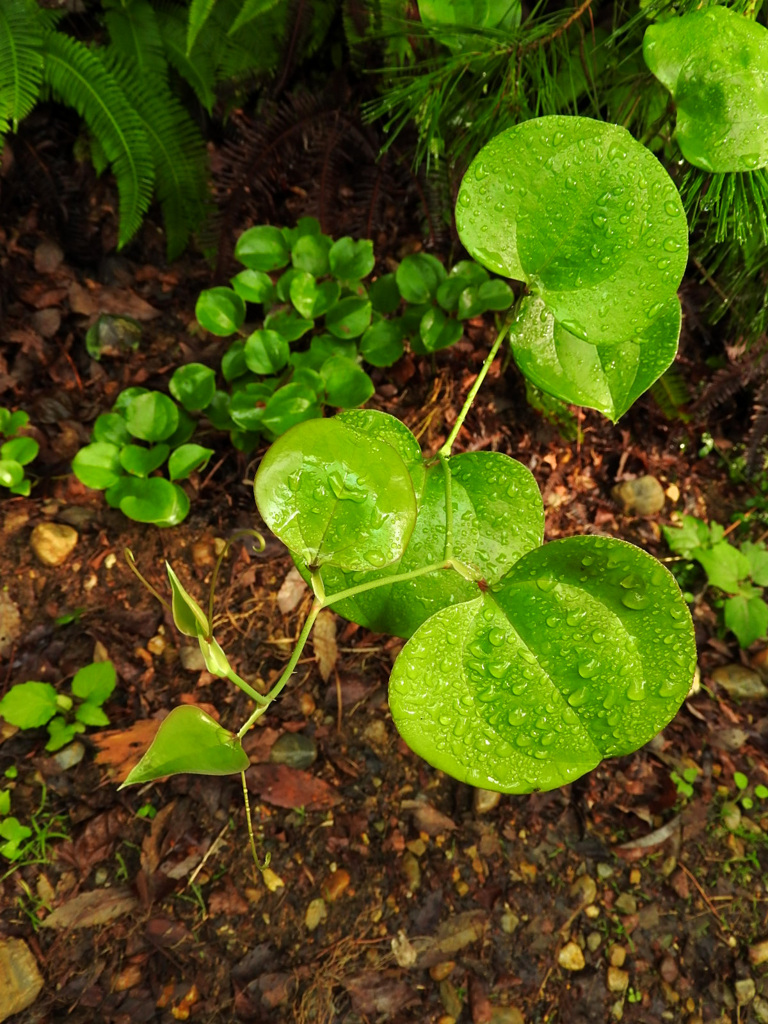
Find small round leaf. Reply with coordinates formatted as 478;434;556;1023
292;234;331;276
168;443;214;481
360;320;405;367
231;269;275;305
1;437;38;466
244;329;290;374
118;478;190;526
0;681;58;728
169;363;216;412
264;309;314;342
196;287;246;337
321;356;375;408
71;661;116;703
119;443;170;477
369;273;401;314
420;308;463;352
0;460;24;489
325;297;372;338
329;237;375;280
260;383;322;436
72;442;122;489
93;413;131;446
235;225;290;271
125;392;180;442
290;273;340;319
395;253;447;304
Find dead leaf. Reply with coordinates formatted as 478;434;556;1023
42;887;137;929
343;971;417;1017
401;799;457;836
247;764;341;810
0;591;21;659
92;719;162;781
277;566;307;614
68;280;160;320
313;610;337;682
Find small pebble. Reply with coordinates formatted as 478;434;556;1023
612;475;665;515
489;1010;524;1024
501;908;520;935
660;955;678;983
609;945;626;967
305;898;327;932
147;635;166;656
607;967;629;993
753;996;768;1023
712;664;768;700
597;862;614;879
30;522;78;566
439;979;462;1018
321;869;350;902
52;741;85;771
614;893;637;915
558;941;585;971
735;978;756;1006
0;939;44;1019
179;646;206;672
429;961;455;981
721;802;742;832
473;788;501;814
401;852;421;893
749;940;768;966
587;932;602;952
570;874;597;904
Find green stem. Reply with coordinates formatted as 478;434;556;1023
237;601;322;739
226;668;269;705
241;770;271;872
438;312;514;458
438;453;454;562
321;561;449;607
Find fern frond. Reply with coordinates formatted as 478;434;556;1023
104;52;211;260
103;0;168;80
0;0;45;130
229;0;282;37
42;32;154;249
649;367;689;420
187;0;218;55
155;5;216;113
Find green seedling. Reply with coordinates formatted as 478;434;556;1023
0;407;39;497
0;661;117;752
662;515;768;648
119;117;696;867
732;771;768;812
644;7;768;174
671;766;698;800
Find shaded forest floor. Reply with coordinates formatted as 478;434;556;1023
2;130;768;1024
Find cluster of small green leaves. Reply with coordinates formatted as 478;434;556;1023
663;515;768;648
193;218;513;445
671;765;698;799
732;771;768;813
0;661;116;752
0;766;30;861
0;408;38;496
72;373;215;526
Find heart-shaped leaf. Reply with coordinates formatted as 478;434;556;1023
420;308;463;352
72;442;123;489
304;413;543;637
168;443;214;481
93;413;131;446
292;234;331;276
329;237;376;280
231;269;275;305
289;273;341;319
229;382;276;431
119;706;249;787
117;478;190;526
72;661;116;704
1;436;38;466
360;320;405;367
321;356;375;408
255;417;417;571
389;536;695;792
456;116;688;346
643;7;768;173
325;297;372;339
260;383;323;435
396;253;447;304
119;443;170;478
510;295;681;421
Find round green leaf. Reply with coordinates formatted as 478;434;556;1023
264;309;314;342
169;363;216;413
643;7;768;173
260;383;323;436
119;705;249;787
450;260;489;285
229;382;274;431
231;269;275;305
276;267;303;303
478;279;514;311
118;478;190;526
369;273;401;314
93;413;131;446
255;417;418;571
321;356;375;408
292;334;357;372
0;460;24;489
0;681;58;729
334;409;426;501
71;661;116;704
456;116;688;345
125;392;180;442
164;409;197;448
235;225;290;271
168;443;214;481
360;320;405;367
244;329;290;375
196;287;246;337
205;391;233;431
510;295;681;421
325;297;372;339
0;409;29;435
329;237;376;280
72;442;122;489
222;340;248;382
292;233;331;276
290;273;341;319
282;216;323;248
113;387;149;414
395;253;447;304
1;436;38;466
119;443;170;477
315;448;544;638
390;536;695;792
420;308;463;352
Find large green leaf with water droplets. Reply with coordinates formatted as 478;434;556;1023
643;7;768;173
254;418;417;571
299;412;544;639
119;706;249;787
389;536;695;792
510;295;681;422
456;116;688;347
